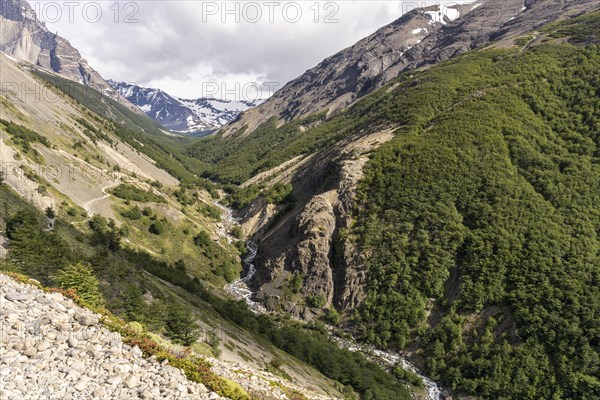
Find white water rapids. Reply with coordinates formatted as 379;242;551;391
213;200;268;314
214;200;444;399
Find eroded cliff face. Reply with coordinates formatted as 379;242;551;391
0;0;128;105
245;129;395;318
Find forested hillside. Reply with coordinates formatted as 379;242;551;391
0;44;416;399
352;17;600;400
180;11;600;400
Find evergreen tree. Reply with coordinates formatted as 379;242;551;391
55;262;104;307
164;302;199;346
45;207;56;219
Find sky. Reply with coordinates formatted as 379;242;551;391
27;1;469;100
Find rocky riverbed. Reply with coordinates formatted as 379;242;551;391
214;199;448;400
0;274;226;400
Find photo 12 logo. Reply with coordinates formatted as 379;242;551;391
23;1;140;24
202;81;282;102
200;1;340;24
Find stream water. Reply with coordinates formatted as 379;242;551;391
214;200;443;399
213;200;268;314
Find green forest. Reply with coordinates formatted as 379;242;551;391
351;36;600;399
176;12;600;398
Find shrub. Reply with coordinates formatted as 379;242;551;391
126;321;145;334
307;294;327;308
122;205;142;220
194;231;211;248
325;308;341;326
220;379;249;400
45;207;56;219
110;183;166;203
264;183;294;204
149;220;167;235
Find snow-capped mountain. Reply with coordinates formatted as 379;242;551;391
108;81;263;134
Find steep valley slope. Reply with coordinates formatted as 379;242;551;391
0;32;425;400
186;2;600;399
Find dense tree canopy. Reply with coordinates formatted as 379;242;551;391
353;42;600;399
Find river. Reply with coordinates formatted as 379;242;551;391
214;200;444;399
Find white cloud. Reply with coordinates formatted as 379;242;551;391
28;1;473;99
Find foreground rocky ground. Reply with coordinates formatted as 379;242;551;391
0;274;224;400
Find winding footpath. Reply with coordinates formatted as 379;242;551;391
83;181;121;216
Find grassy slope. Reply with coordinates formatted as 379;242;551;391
2;68;416;398
0;184;344;399
32;70;203;183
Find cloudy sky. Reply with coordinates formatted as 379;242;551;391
27;1;458;100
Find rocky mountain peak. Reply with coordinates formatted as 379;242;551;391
221;0;599;138
0;0;37;23
0;0;132;108
220;3;473;137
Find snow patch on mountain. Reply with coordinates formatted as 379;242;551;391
108;81;264;134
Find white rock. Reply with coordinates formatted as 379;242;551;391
106;375;122;385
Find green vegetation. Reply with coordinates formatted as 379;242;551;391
55;262;104;307
225;183;295;210
175;14;600;398
226;185;262;209
0;181;413;399
211;300;413;400
122;205;143;220
543;10;600;43
110;183;166;203
348;43;600;398
165;302;200;346
2;272;249;400
0;118;50;148
75;117;113;144
197;202;221;220
184;113;356;184
8;11;597;400
0;119;49;163
5;210;69;283
32;70;203;183
149;219;168;235
264;183;294;204
307;294;327;309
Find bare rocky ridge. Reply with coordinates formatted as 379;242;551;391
405;0;600;68
222;0;600;138
0;0;134;110
246;129;395;318
221;8;444;136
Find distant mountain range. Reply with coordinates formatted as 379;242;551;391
108;81;264;134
